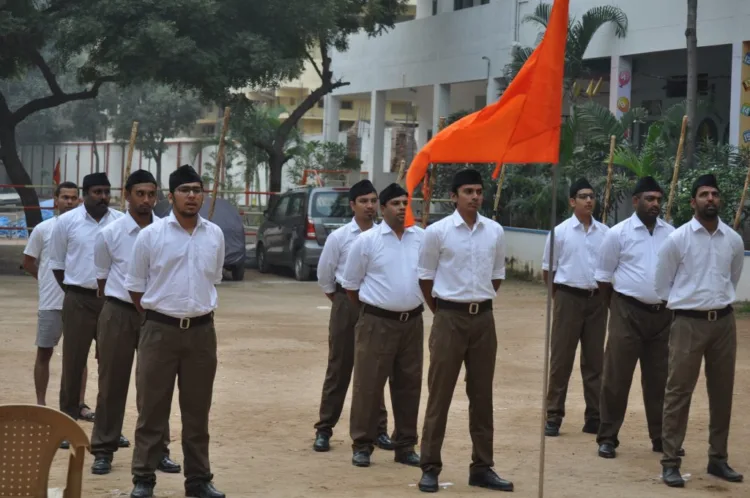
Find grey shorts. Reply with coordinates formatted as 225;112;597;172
36;310;63;349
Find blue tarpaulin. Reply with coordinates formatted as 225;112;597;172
0;199;55;239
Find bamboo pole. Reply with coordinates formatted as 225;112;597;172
396;159;407;187
208;107;231;221
664;115;688;224
601;135;617;224
119;121;139;211
492;163;507;221
734;155;750;230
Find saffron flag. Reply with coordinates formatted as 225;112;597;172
52;158;61;186
404;0;570;226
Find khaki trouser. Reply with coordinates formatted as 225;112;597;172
315;291;389;437
349;307;423;455
661;311;736;468
132;317;217;486
420;308;496;475
60;287;104;419
597;293;671;446
90;299;171;460
546;286;608;426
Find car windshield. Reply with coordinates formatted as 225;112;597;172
311;191;353;218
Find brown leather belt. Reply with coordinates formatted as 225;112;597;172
556;284;599;298
145;310;214;329
66;285;99;297
435;298;492;315
616;292;667;313
674;306;733;322
363;304;424;322
106;296;137;311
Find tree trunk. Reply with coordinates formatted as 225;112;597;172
0;126;43;228
92;132;101;173
155;152;165;200
268;148;285;193
685;0;698;168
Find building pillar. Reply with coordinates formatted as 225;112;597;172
730;41;749;147
368;90;390;190
416;87;434;149
416;0;433;19
437;0;454;14
486;77;502;106
433;83;451;134
322;94;341;143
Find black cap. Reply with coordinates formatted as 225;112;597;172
169;165;203;193
82;172;110;192
569;178;593;198
451;169;483;193
348;179;377;202
691;173;719;198
379;183;408;205
633;176;663;196
125;169;157;191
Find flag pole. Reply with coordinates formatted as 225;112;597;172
538;162;558;498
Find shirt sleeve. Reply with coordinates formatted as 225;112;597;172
125;230;150;293
94;231;112;280
23;224;44;259
730;236;745;289
316;232;340;294
417;226;440;280
341;235;368;291
48;216;68;270
492;227;506;280
655;235;679;302
541;230;555;272
214;229;226;285
594;229;620;283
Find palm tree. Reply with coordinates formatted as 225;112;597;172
507;3;628;99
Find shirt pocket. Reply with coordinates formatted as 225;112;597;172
198;239;222;278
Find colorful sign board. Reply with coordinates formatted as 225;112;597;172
741;41;750;145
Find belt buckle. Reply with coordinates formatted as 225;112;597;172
588;289;596;298
652;304;661;312
708;310;718;322
179;317;191;330
468;303;479;315
399;312;410;322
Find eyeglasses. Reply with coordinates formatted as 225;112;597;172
576;193;595;200
175;187;204;195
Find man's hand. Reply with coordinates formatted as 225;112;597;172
325;292;335;303
419;280;436;314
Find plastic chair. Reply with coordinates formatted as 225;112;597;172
0;404;89;498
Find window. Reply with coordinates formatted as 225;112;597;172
432;0;437;15
311;191;353;218
272;196;290;219
287;194;305;217
201;124;216;136
340;100;353;110
391;102;412;116
454;0;488;10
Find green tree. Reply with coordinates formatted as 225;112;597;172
286;140;362;186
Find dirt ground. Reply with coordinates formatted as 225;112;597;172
1;273;749;498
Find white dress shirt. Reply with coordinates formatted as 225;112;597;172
655;217;745;310
49;205;123;289
317;219;368;294
23;217;63;311
125;212;226;319
342;222;425;312
595;214;674;304
417;210;506;303
542;214;609;290
94;212;161;303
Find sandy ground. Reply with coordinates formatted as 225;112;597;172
1;272;749;498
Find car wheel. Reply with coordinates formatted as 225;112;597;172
231;264;245;281
257;244;270;274
294;251;312;281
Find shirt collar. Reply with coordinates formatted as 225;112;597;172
570;213;597;231
630;212;668;231
349;218;362;233
378;221;415;236
690;216;725;234
167;211;204;230
125;212;161;234
451;209;485;228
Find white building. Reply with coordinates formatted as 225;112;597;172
322;0;750;189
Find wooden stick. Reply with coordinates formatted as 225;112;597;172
665;115;688;224
492;163;506;221
601;135;616;224
120;121;139;211
734;155;750;230
397;159;407;187
208;107;231;221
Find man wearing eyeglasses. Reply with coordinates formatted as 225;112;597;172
542;178;609;438
126;165;226;498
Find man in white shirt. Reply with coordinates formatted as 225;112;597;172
313;179;392;453
49;172;123;424
126;165;226;498
342;183;424;469
89;170;180;476
417;169;513;493
594;176;680;459
22;182;93;417
655;173;745;488
542;178;609;438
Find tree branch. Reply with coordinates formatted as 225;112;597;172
251;138;274;157
12;76;117;125
26;49;63;96
305;51;323;80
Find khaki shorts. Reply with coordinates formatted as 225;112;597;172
36;310;63;349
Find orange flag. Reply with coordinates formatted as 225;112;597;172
404;0;569;226
52;158;61;186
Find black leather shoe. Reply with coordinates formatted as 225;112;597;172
394;451;420;467
59;440;69;449
313;433;330;452
418;471;439;493
662;466;685;487
352;451;370;467
119;434;130;448
468;469;514;491
707;461;744;482
651;438;685;456
91;457;111;475
130;481;154;498
377;432;394;450
582;419;600;434
185;481;226;498
544;422;559;437
157;455;181;473
598;443;616;459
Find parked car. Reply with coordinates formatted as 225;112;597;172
256;186;352;281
